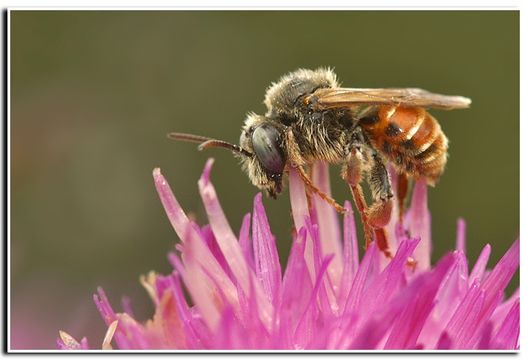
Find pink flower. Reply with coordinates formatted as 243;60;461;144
58;159;519;350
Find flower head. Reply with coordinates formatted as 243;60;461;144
58;159;519;350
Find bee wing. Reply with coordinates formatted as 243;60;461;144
311;87;471;110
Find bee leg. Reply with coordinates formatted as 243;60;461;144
365;150;394;259
374;228;393;259
350;184;374;248
397;172;409;222
341;151;374;248
366;151;393;226
305;179;314;210
293;165;346;213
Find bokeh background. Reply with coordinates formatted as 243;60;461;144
10;11;519;349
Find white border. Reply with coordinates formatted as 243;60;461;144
4;3;524;357
0;0;523;9
6;8;11;354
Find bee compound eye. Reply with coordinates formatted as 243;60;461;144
251;124;286;176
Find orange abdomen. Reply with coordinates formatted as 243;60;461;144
360;106;448;184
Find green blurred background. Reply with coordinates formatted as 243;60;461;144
10;11;519;349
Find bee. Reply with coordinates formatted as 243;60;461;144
169;68;471;258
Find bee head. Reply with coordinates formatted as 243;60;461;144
238;113;287;198
167;113;287;198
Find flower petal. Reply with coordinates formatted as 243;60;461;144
152;168;193;243
72;160;519;350
238;213;254;271
288;166;316;283
481;239;519;310
360;238;420;316
198;159;273;330
490;288;519;331
419;251;468;348
339;201;359;309
492;300;519;350
311;161;343;290
341;243;378;317
252;193;282;304
293;255;334;349
384;253;456;349
279;228;312;347
179;240;221;331
198;159;248;285
469;244;491;284
288;165;310;233
464;239;520;347
404;180;431;270
442;280;485;349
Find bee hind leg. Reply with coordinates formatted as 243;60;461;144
367;154;417;269
396;172;409;222
366;151;393;228
366;150;395;258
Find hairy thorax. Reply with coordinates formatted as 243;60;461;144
289;107;355;166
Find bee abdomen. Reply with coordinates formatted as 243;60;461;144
361;106;448;184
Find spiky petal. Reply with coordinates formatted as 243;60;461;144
59;160;518;350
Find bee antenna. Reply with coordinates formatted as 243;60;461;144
198;139;252;157
167;132;252;158
167;132;212;144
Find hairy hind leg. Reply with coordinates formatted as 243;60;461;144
365;150;394;229
397;172;409;222
365;150;394;258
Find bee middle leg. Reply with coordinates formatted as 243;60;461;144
365;154;417;268
341;150;374;249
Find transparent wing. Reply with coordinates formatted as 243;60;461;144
310;87;471;110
